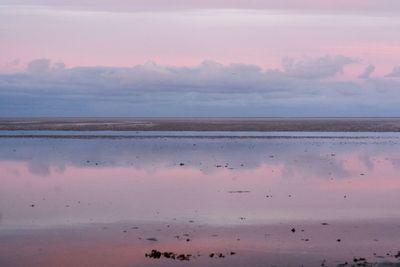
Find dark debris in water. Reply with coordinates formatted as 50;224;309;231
146;250;237;261
336;260;400;267
209;253;225;258
228;190;251;194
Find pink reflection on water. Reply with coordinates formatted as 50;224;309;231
2;137;400;266
1;149;400;227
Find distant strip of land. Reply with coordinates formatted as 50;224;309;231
1;118;400;132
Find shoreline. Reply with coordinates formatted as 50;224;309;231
1;118;400;132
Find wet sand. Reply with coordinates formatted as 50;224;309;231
1;132;400;266
1;117;400;132
1;221;399;267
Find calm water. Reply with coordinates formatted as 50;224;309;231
1;133;400;266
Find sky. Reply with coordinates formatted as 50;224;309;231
1;0;400;116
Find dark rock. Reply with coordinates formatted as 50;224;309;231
146;250;162;259
176;254;190;261
146;250;191;261
163;252;174;259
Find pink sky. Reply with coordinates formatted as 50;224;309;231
1;0;399;78
1;0;400;116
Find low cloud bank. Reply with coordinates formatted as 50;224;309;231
1;56;400;117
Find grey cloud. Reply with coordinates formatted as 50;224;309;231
1;57;400;116
27;59;66;75
359;64;375;79
385;66;400;78
27;58;51;74
282;55;355;79
3;59;20;69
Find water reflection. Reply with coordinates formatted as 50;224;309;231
1;136;400;227
1;135;400;266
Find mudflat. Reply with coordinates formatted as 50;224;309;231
1;134;400;266
1;117;400;131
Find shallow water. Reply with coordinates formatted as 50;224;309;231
1;133;400;266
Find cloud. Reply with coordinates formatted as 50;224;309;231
3;59;20;68
281;55;355;79
1;56;400;117
1;59;21;74
385;66;400;78
27;59;66;75
27;59;51;74
358;64;375;79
